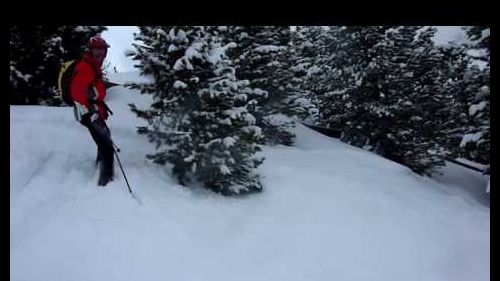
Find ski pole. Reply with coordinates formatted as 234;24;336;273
104;125;141;203
112;142;120;152
114;148;132;194
113;148;142;204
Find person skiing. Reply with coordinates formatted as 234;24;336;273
71;35;114;186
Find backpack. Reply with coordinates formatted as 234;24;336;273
57;59;98;106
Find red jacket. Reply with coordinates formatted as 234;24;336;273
70;53;108;120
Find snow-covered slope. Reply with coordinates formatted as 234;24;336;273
10;72;489;281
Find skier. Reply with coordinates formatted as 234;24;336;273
71;35;114;186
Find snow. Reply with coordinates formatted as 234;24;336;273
413;26;429;41
293;97;314;108
219;164;231;175
155;29;166;37
467;48;488;59
173;57;193;71
254;45;286;53
73;26;87;32
222;137;236;147
263;113;292;126
207;46;225;65
242;112;256;125
455;158;487;171
11;79;489;281
207;43;236;66
432;160;489;207
469;101;487;116
186;43;204;60
252;88;268;97
49;36;62;44
234;93;248;102
470;59;488;71
173;80;188;89
10;66;31;83
241;125;263;138
222;106;246;119
475;86;490;101
306;65;322;76
460;132;483;147
218;117;232;126
167;44;179;52
481;29;490;40
168;28;187;43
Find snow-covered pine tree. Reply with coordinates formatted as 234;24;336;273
459;26;490;164
297;26;358;129
317;26;452;175
262;27;323;141
286;26;331;124
9;25;106;105
224;26;297;145
395;26;451;174
128;26;265;195
56;26;108;61
10;26;57;105
464;26;490;60
317;26;390;146
435;43;471;157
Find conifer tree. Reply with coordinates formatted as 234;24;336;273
128;26;265;195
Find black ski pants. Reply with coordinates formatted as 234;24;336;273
82;118;114;185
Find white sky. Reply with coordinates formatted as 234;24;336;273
101;26;139;72
101;26;466;73
433;26;467;45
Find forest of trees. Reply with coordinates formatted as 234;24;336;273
10;26;107;105
10;25;490;195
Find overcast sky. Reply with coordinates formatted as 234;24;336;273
101;26;139;72
101;26;466;73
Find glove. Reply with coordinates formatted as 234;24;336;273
81;111;98;125
74;102;98;125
